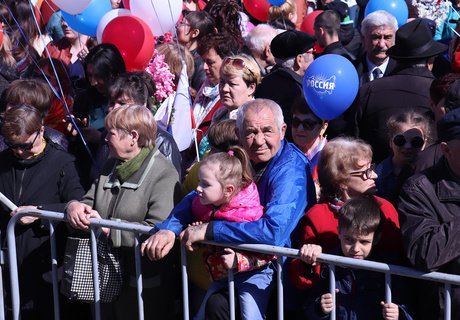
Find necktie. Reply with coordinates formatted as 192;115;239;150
372;68;382;80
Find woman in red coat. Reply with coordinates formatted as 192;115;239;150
289;137;402;290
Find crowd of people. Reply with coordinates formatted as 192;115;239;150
0;0;460;319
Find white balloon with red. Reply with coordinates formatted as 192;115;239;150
53;0;92;15
97;9;132;43
130;0;181;36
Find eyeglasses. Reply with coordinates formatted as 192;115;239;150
392;134;425;149
223;57;255;78
291;117;321;130
5;130;40;151
349;163;376;180
305;48;316;55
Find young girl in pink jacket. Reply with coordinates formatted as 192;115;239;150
192;145;275;320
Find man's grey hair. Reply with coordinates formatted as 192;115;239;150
246;24;278;56
275;57;295;69
236;98;285;135
361;10;398;36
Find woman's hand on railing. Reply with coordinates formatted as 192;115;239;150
141;229;176;261
66;201;97;230
381;301;399;320
11;205;39;225
299;243;322;266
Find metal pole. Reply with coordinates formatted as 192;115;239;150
277;257;284;320
49;221;61;320
329;264;336;320
228;269;235;320
444;283;451;320
385;272;392;304
134;235;144;320
180;245;190;320
90;228;101;320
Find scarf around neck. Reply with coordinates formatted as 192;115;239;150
115;147;152;183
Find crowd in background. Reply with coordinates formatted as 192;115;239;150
0;0;460;319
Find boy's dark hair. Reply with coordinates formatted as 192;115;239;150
338;195;382;235
314;10;341;36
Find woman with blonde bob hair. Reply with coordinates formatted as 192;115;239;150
197;54;260;157
66;104;182;318
215;53;261;121
289;137;403;291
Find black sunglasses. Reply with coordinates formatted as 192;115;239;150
291;117;321;130
5;130;40;151
349;163;376;180
392;134;425;149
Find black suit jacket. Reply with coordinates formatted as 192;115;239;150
356;55;398;86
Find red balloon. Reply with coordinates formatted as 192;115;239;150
102;16;155;71
300;10;323;36
122;0;130;10
0;24;3;48
41;0;60;25
243;0;271;22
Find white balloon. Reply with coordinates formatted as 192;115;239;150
96;9;132;43
53;0;92;15
130;0;182;36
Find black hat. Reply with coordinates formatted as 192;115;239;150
270;30;316;59
437;108;460;142
387;18;447;60
445;79;460;112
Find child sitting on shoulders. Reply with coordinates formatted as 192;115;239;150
192;145;275;320
299;195;412;320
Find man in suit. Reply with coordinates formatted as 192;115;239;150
356;10;398;85
356;19;447;163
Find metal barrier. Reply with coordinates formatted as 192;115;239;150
5;209;460;320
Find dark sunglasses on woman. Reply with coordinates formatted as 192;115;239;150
392;134;424;149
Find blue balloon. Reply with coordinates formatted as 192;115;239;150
364;0;408;27
302;54;359;121
62;0;112;36
267;0;287;6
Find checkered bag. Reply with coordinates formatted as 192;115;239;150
60;235;123;303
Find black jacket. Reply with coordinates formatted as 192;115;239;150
0;140;84;317
398;157;460;319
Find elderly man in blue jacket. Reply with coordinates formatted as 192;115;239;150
142;98;315;315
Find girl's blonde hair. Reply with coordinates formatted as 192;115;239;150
268;0;296;22
202;145;253;194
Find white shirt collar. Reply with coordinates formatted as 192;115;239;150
366;57;390;81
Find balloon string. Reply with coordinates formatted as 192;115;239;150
148;0;165;36
6;0;96;165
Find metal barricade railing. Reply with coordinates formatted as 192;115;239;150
5;209;460;320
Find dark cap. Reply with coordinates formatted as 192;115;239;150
387;18;447;60
270;30;317;59
437;108;460;142
445;79;460;112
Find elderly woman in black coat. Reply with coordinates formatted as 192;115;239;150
0;104;84;319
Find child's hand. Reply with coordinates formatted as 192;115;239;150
221;248;237;270
299;244;322;265
320;293;334;314
189;221;204;227
381;302;399;320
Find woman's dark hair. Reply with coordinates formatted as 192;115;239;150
184;11;216;42
84;43;126;84
429;73;460;106
197;32;240;59
3;79;53;117
2;104;42;142
108;72;150;106
291;95;321;122
204;0;244;49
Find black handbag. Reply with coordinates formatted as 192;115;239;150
60;234;123;303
